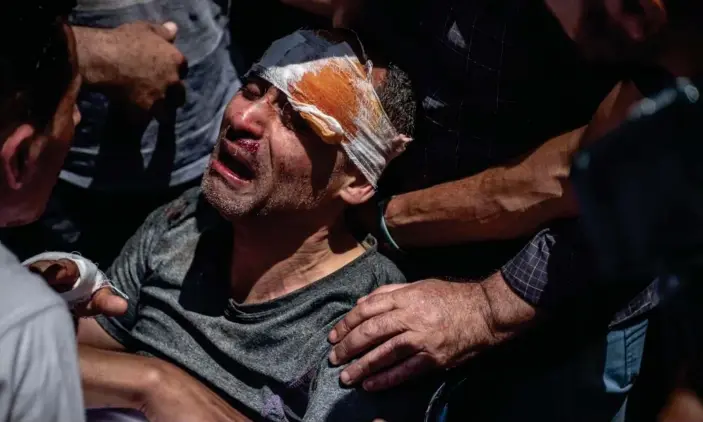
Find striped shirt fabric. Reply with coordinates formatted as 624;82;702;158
63;0;242;191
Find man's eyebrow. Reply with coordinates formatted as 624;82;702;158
245;73;267;86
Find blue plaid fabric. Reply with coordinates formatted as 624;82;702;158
367;0;657;324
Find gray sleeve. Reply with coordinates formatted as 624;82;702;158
0;305;85;422
304;360;428;422
95;205;169;347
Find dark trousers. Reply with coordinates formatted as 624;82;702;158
0;179;200;269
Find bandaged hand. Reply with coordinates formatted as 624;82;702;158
25;254;128;319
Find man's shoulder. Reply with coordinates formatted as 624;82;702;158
132;186;225;275
353;237;407;287
145;186;217;235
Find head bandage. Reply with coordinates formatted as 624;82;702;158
248;30;412;187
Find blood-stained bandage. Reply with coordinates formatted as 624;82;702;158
248;30;411;187
23;252;128;308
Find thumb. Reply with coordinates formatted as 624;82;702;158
153;21;178;42
82;288;129;317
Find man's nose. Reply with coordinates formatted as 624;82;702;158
229;99;267;139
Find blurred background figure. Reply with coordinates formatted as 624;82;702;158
552;1;703;420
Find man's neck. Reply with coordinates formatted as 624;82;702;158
229;213;365;304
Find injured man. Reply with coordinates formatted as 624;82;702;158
30;29;428;421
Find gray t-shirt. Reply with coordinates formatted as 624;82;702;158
0;243;84;422
96;188;431;421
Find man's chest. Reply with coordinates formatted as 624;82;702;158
127;262;347;420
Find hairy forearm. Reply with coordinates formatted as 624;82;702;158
384;81;642;249
385;127;586;248
79;345;157;409
479;271;538;343
71;26;117;86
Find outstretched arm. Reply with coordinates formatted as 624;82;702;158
80;346;252;422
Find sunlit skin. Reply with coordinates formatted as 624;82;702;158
202;55;388;222
203;76;348;220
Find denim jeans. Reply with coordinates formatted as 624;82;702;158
428;317;649;422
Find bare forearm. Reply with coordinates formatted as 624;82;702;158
79;345;157;409
385;127;586;248
79;345;254;421
71;26;117;86
384;81;643;249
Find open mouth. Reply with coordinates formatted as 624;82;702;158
218;146;255;181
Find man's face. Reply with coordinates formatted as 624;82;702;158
201;76;350;221
0;22;81;226
550;0;668;62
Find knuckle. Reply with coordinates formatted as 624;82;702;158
354;303;371;321
172;52;185;66
365;292;386;306
424;311;442;327
371;351;393;374
377;285;395;295
334;340;350;360
359;321;378;339
337;317;351;336
379;340;402;363
135;22;151;32
387;335;410;353
363;295;390;312
350;359;369;378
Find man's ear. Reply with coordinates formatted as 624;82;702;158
1;124;35;190
338;173;375;206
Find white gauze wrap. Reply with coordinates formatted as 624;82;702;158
248;30;411;187
23;252;128;308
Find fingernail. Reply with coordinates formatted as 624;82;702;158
329;349;338;365
163;21;178;34
357;295;368;304
340;370;351;385
363;380;374;391
328;329;338;343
